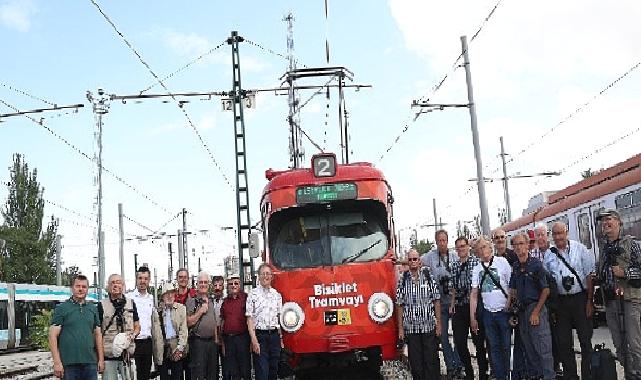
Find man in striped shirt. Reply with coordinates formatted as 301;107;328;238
397;249;442;380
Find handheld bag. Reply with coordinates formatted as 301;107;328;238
590;343;618;380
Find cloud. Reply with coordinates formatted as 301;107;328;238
0;0;36;32
388;0;641;229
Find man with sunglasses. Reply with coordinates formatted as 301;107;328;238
492;228;525;379
397;249;442;380
221;274;251;380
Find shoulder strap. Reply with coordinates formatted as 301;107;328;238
158;308;166;339
481;260;509;299
551;245;585;291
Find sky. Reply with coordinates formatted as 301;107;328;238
1;0;640;289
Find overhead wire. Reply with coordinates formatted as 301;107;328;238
89;0;233;190
0;80;57;107
0;97;173;214
378;0;505;163
122;213;155;234
506;59;641;167
138;40;228;94
244;38;307;69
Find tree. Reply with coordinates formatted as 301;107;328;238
61;265;82;286
0;154;57;284
581;168;603;179
412;239;433;254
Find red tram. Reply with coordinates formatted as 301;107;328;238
258;153;399;373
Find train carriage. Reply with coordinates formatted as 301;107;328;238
501;153;641;320
258;153;398;374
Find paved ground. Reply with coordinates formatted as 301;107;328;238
0;327;625;379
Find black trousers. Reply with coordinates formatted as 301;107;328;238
160;357;184;380
135;338;153;380
407;331;440;380
452;303;489;379
555;291;593;380
223;332;252;380
189;337;219;380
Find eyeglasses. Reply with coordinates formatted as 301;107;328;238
493;235;506;240
408;257;420;262
229;282;240;286
455;244;468;249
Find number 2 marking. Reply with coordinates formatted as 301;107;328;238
318;158;331;176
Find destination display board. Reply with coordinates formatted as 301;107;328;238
296;183;357;204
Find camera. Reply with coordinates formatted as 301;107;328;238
194;296;206;310
508;301;522;327
604;243;624;266
439;276;451;296
561;276;575;292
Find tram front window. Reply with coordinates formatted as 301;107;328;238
270;208;388;269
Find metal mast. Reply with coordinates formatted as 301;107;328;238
284;12;304;168
87;89;110;297
227;31;255;287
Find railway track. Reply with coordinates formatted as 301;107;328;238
0;351;54;380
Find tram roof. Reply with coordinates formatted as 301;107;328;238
262;161;387;194
502;152;641;232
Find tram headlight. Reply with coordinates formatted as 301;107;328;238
368;292;393;323
280;302;305;333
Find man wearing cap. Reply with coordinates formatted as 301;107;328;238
99;274;141;380
157;285;188;380
221;274;251;379
126;266;157;380
597;209;641;378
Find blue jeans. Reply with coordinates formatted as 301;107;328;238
512;326;527;379
440;304;463;371
482;309;511;380
63;363;97;380
252;330;281;380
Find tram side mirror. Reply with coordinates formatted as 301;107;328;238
249;232;261;259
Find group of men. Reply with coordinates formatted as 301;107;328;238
49;263;283;380
396;208;641;380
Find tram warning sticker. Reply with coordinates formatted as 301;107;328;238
324;309;352;326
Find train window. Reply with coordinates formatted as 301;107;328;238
616;193;633;209
632;189;641;206
269;201;389;269
577;213;592;249
593;207;605;250
621;204;641;239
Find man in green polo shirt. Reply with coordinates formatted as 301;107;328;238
49;274;105;379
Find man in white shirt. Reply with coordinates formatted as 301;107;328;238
470;236;512;380
127;266;156;380
543;222;595;380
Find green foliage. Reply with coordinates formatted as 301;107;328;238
411;239;433;255
0;154;57;284
30;309;53;350
61;266;82;286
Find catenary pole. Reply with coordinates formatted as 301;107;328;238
500;136;512;222
118;203;125;283
461;35;490;236
55;233;62;286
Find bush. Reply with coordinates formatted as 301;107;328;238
30;309;52;350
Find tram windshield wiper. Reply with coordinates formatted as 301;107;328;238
341;239;382;264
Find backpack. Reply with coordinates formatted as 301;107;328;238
591;343;618;380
